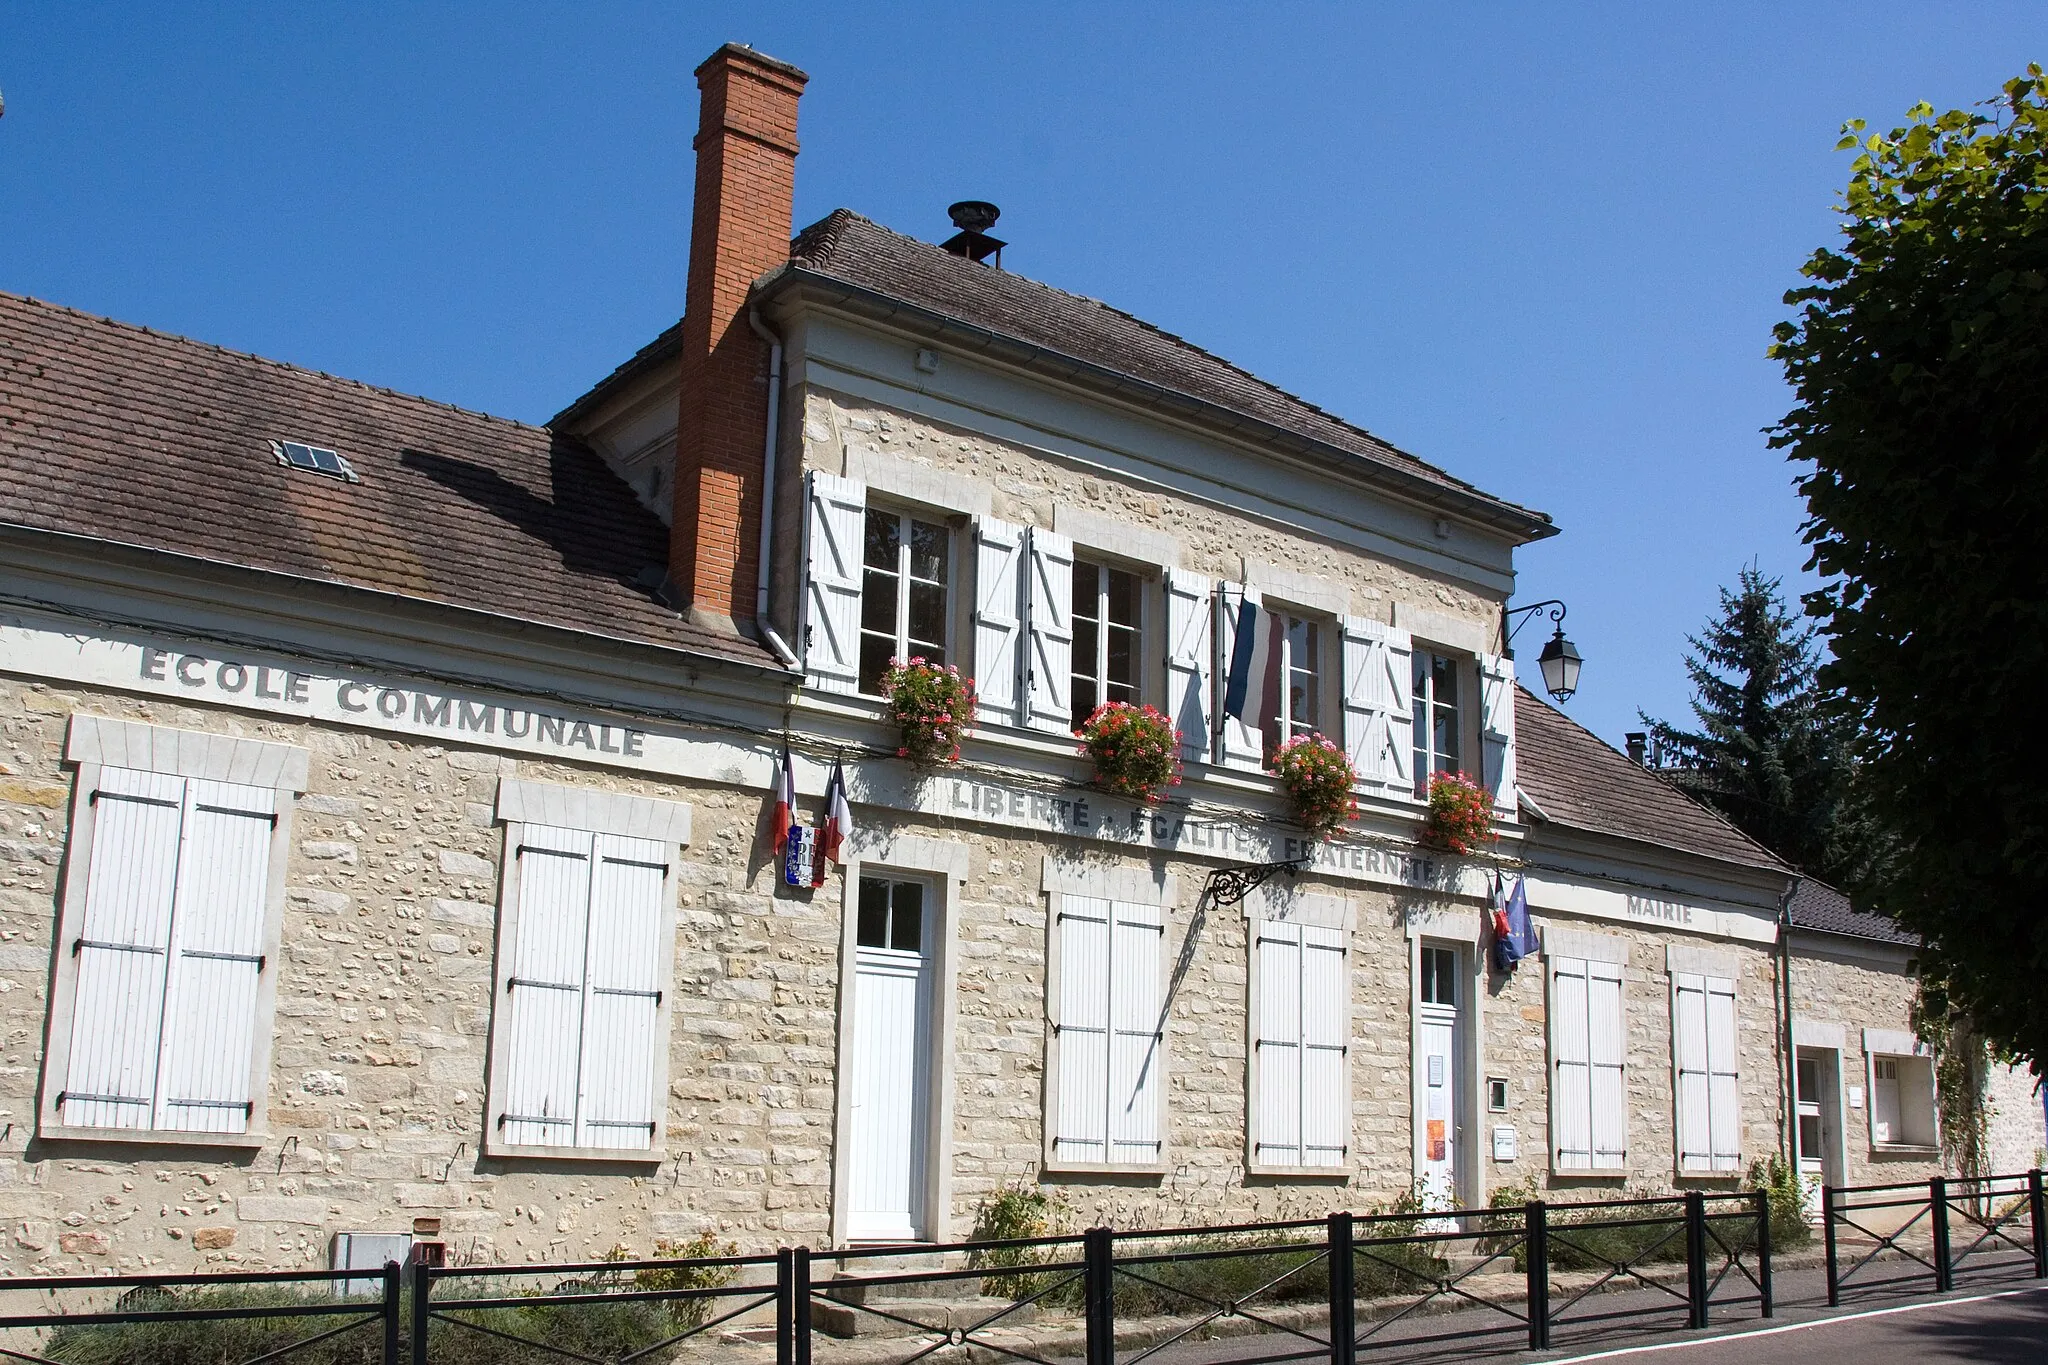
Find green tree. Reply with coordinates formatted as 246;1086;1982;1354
1641;567;1875;885
1770;70;2048;1071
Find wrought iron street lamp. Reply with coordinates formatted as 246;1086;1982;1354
1503;599;1583;702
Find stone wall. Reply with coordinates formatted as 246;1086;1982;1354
1787;940;1940;1187
1481;916;1782;1198
799;390;1503;636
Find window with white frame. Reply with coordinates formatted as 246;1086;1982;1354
1870;1053;1937;1149
1410;650;1463;796
1071;558;1142;721
487;782;688;1158
1250;920;1348;1169
1050;895;1164;1166
1672;972;1741;1173
859;506;951;694
1550;954;1627;1172
41;718;305;1144
1264;612;1324;752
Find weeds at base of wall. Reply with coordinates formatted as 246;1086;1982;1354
965;1182;1447;1314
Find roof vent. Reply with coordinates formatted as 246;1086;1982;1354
271;439;359;483
942;201;1005;267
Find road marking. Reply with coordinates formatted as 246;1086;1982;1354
1539;1284;2048;1362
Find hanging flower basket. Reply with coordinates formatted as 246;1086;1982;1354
881;658;976;769
1077;702;1183;803
1269;733;1359;837
1419;770;1497;856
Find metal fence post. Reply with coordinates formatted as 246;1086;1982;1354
791;1246;812;1365
1931;1176;1953;1293
1754;1188;1774;1318
2029;1169;2047;1279
1684;1191;1709;1329
1328;1211;1355;1365
1084;1226;1115;1365
1823;1184;1839;1307
1525;1201;1549;1351
409;1259;432;1365
381;1260;401;1365
775;1248;794;1365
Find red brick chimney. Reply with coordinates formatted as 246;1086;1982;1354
671;44;808;630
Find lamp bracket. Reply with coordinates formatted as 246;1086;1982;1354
1202;855;1312;909
1502;599;1568;653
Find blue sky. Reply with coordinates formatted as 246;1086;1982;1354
3;4;2043;747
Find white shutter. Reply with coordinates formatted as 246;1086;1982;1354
1300;925;1348;1167
1588;960;1628;1168
1254;923;1302;1166
973;517;1027;725
576;834;667;1150
1214;585;1266;770
1108;899;1165;1163
1478;652;1518;818
499;824;594;1148
1023;527;1075;734
62;767;186;1130
1703;976;1740;1171
156;778;275;1134
1341;617;1415;799
1551;956;1592;1171
1163;567;1214;765
802;471;866;695
1053;896;1111;1162
1674;973;1709;1171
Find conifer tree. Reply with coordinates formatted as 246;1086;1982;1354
1641;567;1877;886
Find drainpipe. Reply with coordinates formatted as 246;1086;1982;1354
747;307;801;672
1778;875;1803;1171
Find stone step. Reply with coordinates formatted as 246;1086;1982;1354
810;1294;1046;1340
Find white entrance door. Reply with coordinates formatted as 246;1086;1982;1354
1416;944;1462;1211
845;876;933;1242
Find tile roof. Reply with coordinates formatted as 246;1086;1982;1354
1514;684;1787;873
760;211;1554;538
0;291;777;669
1788;878;1917;947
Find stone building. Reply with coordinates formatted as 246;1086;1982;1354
0;42;2009;1276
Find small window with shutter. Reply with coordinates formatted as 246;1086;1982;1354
41;717;308;1148
487;814;678;1159
1672;973;1742;1173
1549;954;1628;1173
1048;894;1166;1168
1249;920;1349;1171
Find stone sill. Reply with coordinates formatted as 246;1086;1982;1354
1870;1143;1940;1157
1042;1158;1167;1178
1245;1163;1349;1180
37;1123;267;1151
482;1138;666;1165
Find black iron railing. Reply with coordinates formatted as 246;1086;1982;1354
0;1189;1782;1364
1824;1168;2048;1305
0;1262;401;1365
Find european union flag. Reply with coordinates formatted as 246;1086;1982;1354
1491;873;1537;973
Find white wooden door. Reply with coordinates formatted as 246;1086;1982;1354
1416;944;1461;1211
1794;1050;1830;1222
845;877;933;1242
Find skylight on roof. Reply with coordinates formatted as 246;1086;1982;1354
271;439;359;482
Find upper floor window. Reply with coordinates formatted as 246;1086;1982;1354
1265;613;1323;750
1411;650;1462;795
1071;559;1141;720
860;508;950;695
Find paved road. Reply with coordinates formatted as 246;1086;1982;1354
1539;1284;2048;1363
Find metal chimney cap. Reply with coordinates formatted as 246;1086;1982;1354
947;201;1000;233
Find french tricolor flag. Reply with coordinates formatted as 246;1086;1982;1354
814;757;852;887
1222;595;1284;728
773;745;799;855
